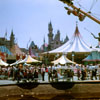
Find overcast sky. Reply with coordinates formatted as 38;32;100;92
0;0;100;48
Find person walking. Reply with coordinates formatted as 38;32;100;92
98;65;100;80
41;67;45;81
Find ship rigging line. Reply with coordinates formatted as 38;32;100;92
84;28;92;34
89;0;97;12
75;1;88;12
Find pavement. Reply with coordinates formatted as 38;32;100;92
0;80;17;85
0;73;100;85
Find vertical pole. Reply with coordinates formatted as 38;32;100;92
72;51;74;63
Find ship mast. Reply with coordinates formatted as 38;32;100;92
59;0;100;24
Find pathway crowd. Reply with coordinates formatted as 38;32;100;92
0;64;100;83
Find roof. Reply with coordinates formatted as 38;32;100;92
83;51;100;61
51;54;76;65
29;41;35;48
10;44;25;55
48;25;96;53
28;41;38;57
10;59;22;66
0;58;8;66
0;46;12;55
19;54;41;64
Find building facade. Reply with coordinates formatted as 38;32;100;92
0;30;15;50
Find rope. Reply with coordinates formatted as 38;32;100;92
89;0;95;12
84;28;92;34
74;0;89;12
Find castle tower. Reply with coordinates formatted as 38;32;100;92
48;22;53;44
56;30;60;41
43;36;46;52
10;29;15;47
64;34;69;43
53;30;62;49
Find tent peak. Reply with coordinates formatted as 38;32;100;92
74;25;81;37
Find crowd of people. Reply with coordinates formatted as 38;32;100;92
0;64;100;83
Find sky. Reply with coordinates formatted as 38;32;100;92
0;0;100;49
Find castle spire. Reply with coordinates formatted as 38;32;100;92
4;29;7;40
10;29;15;47
43;36;45;44
48;21;53;34
64;34;69;43
11;29;14;35
48;21;53;44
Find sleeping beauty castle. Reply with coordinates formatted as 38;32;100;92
25;21;69;57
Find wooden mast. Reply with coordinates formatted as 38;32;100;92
59;0;100;24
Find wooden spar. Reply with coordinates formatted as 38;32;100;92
71;4;100;24
60;0;100;24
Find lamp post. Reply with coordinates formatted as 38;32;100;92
63;52;67;67
72;51;75;62
54;53;59;61
63;52;67;56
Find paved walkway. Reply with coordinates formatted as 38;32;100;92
0;80;17;85
0;76;100;86
0;73;100;85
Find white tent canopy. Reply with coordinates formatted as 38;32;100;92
51;54;76;65
18;54;41;64
48;25;97;54
0;58;9;66
10;59;22;66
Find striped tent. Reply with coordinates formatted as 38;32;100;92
48;25;96;53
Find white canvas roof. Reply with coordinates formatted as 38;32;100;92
51;54;76;65
49;25;96;53
19;54;41;64
10;59;22;66
0;58;8;66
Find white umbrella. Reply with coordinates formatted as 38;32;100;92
0;58;8;66
51;54;76;65
23;63;31;66
18;55;41;64
10;59;22;66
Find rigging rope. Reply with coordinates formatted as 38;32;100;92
89;0;98;13
91;13;100;17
